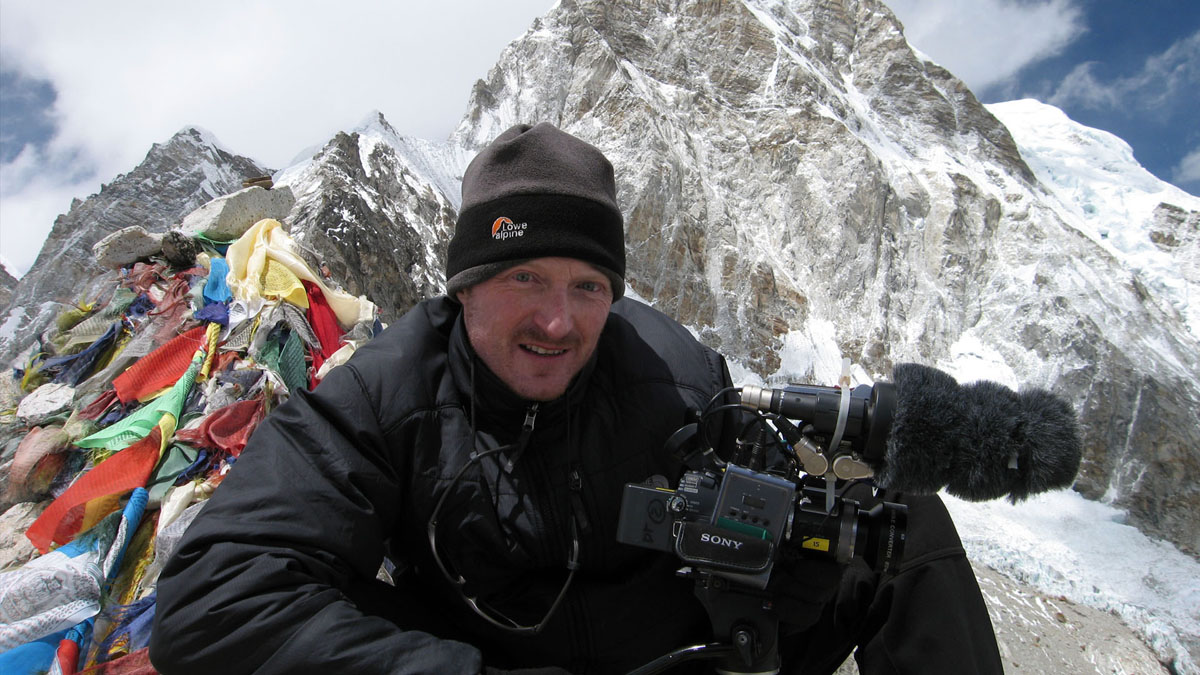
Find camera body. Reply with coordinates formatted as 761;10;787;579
617;464;797;589
617;381;907;591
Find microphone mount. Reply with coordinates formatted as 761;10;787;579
740;380;896;478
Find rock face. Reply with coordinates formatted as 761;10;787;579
0;266;16;309
450;0;1200;556
454;0;1036;374
274;112;468;321
0;127;269;365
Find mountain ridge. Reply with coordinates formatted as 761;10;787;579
0;127;269;362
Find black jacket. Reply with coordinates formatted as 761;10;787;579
150;297;1001;674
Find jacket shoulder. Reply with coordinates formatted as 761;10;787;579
323;297;460;422
602;297;729;393
352;297;457;363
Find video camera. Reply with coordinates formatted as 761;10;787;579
616;378;908;673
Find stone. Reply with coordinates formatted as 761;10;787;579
1;425;71;507
243;175;274;189
178;185;296;241
161;230;202;268
0;501;43;571
833;565;1170;674
91;225;163;268
15;383;75;426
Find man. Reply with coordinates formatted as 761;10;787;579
150;123;1001;674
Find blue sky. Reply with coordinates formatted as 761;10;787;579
1;0;1197;279
891;0;1199;195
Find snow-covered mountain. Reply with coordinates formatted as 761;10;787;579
988;99;1200;339
1;0;1197;669
270;112;470;318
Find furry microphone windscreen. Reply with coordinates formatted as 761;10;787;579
876;364;1083;503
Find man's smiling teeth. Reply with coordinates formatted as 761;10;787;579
522;344;566;356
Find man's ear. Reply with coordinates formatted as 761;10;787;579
455;287;471;306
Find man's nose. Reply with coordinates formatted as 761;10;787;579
534;289;574;340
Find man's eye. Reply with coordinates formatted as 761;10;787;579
513;272;533;283
578;281;604;293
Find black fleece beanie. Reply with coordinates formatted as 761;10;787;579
445;122;626;299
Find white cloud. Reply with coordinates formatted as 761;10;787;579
0;144;98;277
1046;61;1120;109
886;0;1084;94
1174;147;1200;189
0;0;555;278
1048;30;1200;115
0;1;556;169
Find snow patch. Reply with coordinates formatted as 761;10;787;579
938;330;1019;389
945;491;1200;674
772;319;844;384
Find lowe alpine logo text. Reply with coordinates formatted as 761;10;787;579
491;217;528;240
700;532;744;550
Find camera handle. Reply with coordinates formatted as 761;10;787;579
624;644;738;675
627;569;781;675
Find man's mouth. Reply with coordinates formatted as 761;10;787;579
521;344;567;356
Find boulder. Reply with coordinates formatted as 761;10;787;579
1;425;72;507
92;226;164;269
15;383;75;426
178;185;295;242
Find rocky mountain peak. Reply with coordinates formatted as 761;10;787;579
0;266;16;309
0;128;270;365
270;117;466;321
455;0;1035;371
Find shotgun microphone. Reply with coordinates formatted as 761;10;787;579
740;363;1083;503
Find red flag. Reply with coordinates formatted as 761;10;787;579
112;326;206;404
174;398;264;457
26;428;163;554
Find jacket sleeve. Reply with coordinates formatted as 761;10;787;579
776;493;1003;675
148;360;484;675
851;554;1003;674
849;494;1003;675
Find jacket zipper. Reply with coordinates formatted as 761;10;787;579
522;402;593;665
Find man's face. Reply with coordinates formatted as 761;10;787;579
457;257;614;401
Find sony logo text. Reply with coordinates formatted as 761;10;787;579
699;532;744;550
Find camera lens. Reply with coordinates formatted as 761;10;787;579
787;497;907;574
